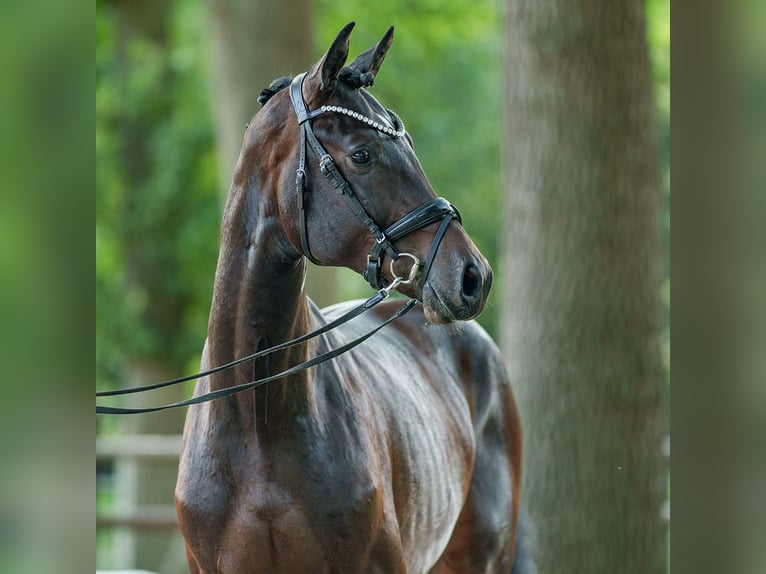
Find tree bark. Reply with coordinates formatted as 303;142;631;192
501;1;666;571
207;0;338;306
207;0;313;192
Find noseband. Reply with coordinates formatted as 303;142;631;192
289;73;461;290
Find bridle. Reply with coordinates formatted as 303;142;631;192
96;75;463;415
289;72;461;290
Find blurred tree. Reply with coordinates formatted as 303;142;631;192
97;0;218;570
98;0;182;568
96;0;220;393
207;0;312;193
501;0;665;571
207;0;342;306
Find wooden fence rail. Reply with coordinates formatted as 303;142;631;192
97;434;182;530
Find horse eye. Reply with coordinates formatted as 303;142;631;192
350;149;371;165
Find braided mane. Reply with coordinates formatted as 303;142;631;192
337;67;375;89
257;66;374;107
257;76;293;106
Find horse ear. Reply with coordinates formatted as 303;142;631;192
347;26;395;79
310;22;355;95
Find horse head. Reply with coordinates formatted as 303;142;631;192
251;22;493;324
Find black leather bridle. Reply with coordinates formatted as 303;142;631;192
96;76;463;415
289;72;461;290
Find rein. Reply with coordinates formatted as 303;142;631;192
97;299;416;415
96;263;417;414
96;75;461;415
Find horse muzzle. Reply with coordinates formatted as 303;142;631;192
420;255;493;324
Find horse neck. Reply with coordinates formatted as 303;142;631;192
205;179;315;425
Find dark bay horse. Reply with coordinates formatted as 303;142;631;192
175;23;524;573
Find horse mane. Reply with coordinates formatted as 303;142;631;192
258;76;293;106
257;67;374;107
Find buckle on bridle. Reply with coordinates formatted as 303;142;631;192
319;154;335;174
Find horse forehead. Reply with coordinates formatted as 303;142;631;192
358;89;384;110
332;88;387;122
359;91;395;125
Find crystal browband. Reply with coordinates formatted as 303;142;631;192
318;105;405;139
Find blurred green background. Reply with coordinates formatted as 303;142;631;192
94;0;669;571
95;0;669;390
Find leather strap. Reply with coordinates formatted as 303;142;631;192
97;285;395;398
96;299;416;414
291;76;326;265
290;74;397;264
420;210;458;286
365;198;461;289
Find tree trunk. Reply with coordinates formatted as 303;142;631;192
501;1;666;571
207;0;337;306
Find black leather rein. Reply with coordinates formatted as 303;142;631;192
96;296;417;415
96;74;461;415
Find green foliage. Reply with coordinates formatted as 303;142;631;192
647;0;670;121
96;0;219;389
646;0;670;383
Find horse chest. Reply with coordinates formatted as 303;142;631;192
177;424;402;572
176;344;476;573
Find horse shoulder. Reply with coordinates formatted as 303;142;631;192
385;306;513;428
448;320;517;428
408;320;523;572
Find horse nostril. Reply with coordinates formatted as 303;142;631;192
461;263;482;302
